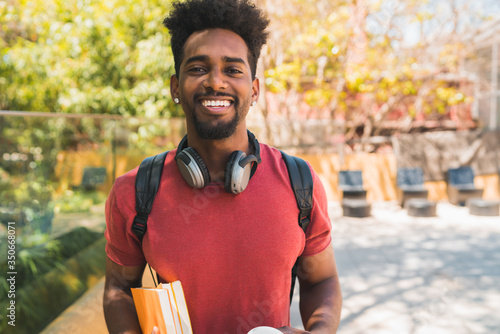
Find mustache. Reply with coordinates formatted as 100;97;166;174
194;92;238;102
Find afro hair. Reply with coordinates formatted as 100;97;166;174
163;0;269;79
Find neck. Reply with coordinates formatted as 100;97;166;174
186;124;251;182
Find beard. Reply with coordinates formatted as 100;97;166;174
190;93;248;140
192;108;240;140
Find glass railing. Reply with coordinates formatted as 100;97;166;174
0;111;185;333
1;112;186;230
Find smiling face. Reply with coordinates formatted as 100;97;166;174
170;28;259;140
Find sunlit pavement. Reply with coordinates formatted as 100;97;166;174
42;201;500;333
297;201;500;334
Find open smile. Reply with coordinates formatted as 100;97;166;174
201;99;232;107
198;98;234;113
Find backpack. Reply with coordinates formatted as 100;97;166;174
131;150;313;303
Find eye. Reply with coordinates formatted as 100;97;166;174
188;67;207;74
226;68;243;75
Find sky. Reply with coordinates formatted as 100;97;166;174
365;0;500;48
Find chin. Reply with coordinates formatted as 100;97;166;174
193;110;240;140
194;121;238;140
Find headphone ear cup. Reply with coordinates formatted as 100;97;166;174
224;151;243;194
225;151;254;194
176;147;211;188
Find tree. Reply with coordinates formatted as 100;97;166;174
0;0;183;240
1;0;498;146
0;0;179;117
260;0;498;147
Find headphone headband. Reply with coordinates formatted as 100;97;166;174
246;130;260;178
176;130;261;162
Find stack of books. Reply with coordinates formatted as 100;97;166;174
131;281;192;334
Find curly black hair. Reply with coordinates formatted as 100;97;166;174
163;0;269;79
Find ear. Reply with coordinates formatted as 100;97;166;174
251;77;260;104
170;74;179;101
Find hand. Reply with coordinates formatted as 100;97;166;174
277;326;312;334
151;326;160;334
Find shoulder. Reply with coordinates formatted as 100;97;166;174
259;143;284;161
109;150;177;206
113;150;177;191
112;166;138;193
260;144;319;180
259;143;309;172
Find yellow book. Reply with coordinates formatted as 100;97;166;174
131;281;193;334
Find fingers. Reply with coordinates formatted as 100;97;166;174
152;326;159;334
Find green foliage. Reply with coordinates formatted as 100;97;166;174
260;0;488;136
0;165;55;234
55;190;107;213
304;88;336;108
0;227;103;333
1;0;495;145
0;227;102;291
0;0;181;117
265;61;303;93
0;114;60;235
0;235;106;334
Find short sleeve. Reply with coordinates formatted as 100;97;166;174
104;176;147;267
301;166;332;256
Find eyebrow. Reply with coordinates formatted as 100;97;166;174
223;56;246;64
184;55;209;65
184;55;246;66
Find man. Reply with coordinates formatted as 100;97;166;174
103;0;342;333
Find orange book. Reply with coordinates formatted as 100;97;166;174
131;281;192;334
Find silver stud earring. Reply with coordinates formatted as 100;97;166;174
174;98;180;104
251;101;257;106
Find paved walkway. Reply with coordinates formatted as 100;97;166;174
43;201;499;333
327;201;500;334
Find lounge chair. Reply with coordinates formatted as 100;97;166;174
446;166;483;206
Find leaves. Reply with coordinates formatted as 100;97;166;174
261;0;494;139
1;0;497;139
0;0;180;116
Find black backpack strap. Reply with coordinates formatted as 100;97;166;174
132;151;169;243
280;151;314;303
281;151;313;231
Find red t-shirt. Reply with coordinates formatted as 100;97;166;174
105;144;332;334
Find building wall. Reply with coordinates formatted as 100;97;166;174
56;151;500;203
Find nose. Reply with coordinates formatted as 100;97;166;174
203;69;228;91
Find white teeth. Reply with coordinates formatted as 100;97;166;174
202;100;231;107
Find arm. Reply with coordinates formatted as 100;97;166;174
103;256;146;334
279;243;342;333
298;243;342;333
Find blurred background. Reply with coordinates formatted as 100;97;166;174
1;0;500;333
